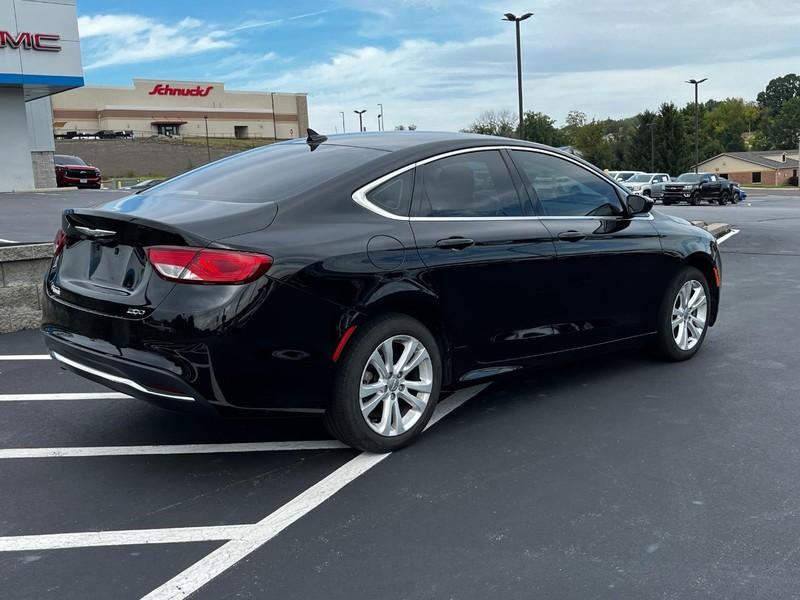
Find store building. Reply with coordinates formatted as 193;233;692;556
697;150;799;186
52;79;308;140
0;0;83;191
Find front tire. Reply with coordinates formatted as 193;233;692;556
653;266;710;361
689;192;701;206
325;314;442;452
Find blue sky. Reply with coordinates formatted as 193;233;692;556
75;0;800;133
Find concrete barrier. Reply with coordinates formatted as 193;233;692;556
0;243;51;334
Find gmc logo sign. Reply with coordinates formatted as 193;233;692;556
0;31;61;52
148;84;214;97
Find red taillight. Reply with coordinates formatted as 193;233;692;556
53;229;66;256
146;246;272;284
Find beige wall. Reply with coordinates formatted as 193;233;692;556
51;79;308;140
698;154;799;186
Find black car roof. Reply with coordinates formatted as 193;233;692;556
284;131;545;153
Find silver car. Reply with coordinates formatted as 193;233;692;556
623;173;670;197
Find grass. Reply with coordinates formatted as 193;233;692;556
168;137;276;150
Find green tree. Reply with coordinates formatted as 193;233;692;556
703;98;759;153
767;97;800;149
757;74;800;114
573;120;613;168
656;103;689;174
624;110;657;171
520;111;564;146
462;110;516;137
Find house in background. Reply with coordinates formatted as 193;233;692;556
696;150;799;186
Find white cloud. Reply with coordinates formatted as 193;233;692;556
78;14;235;70
231;0;799;132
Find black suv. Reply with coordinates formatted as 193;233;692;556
662;172;739;206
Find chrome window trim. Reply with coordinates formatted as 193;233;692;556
351;145;653;222
51;351;196;402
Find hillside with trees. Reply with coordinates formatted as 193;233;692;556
463;73;800;172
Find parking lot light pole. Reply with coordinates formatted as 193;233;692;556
377;103;384;132
503;12;533;139
339;111;346;134
686;78;707;174
354;109;367;132
203;115;211;162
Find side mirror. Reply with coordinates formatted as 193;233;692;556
627;194;653;215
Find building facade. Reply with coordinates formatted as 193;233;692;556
697;151;799;186
0;0;83;191
52;79;308;140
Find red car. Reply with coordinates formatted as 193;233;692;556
54;155;101;189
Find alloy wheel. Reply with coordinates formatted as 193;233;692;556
359;335;433;437
671;280;708;351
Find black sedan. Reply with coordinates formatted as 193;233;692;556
42;132;721;452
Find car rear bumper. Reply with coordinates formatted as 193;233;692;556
44;330;216;414
41;275;345;415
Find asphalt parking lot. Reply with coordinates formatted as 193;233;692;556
1;191;799;598
0;190;128;245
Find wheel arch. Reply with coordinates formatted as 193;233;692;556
683;251;719;326
357;290;454;386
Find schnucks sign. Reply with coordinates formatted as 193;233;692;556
148;84;215;97
0;31;61;51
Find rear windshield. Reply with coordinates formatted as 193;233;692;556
138;142;385;204
627;174;651;182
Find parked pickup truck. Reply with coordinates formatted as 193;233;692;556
661;172;743;206
621;173;671;197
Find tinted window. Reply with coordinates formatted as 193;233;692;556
139;142;383;204
511;151;624;217
55;155;85;166
366;170;414;216
416;151;522;217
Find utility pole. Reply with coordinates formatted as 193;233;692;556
503;12;533;139
354;109;366;132
686;78;707;174
203;115;211;162
339;111;346;134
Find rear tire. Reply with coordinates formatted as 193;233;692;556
719;191;730;205
325;314;442;452
653;266;710;362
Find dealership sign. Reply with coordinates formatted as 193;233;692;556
0;31;61;51
148;84;215;97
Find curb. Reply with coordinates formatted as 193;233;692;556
0;187;79;194
690;221;732;239
0;243;53;335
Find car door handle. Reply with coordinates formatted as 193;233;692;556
557;230;587;242
435;237;475;250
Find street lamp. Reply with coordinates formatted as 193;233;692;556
203;115;211;162
503;11;533;139
339;111;346;134
686;78;707;174
354;109;367;132
377;103;384;132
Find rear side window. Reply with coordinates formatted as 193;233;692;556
139;143;384;204
415;151;522;217
366;170;414;216
510;150;623;217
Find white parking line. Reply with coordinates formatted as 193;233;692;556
0;525;252;553
0;238;18;244
717;228;740;245
0;355;51;361
0;384;489;573
0;392;131;402
142;383;490;600
0;440;348;459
